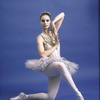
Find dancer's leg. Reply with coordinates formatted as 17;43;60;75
44;62;78;93
48;75;60;100
27;75;60;100
44;62;84;100
10;92;48;100
28;93;48;99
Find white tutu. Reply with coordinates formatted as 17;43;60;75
25;57;79;75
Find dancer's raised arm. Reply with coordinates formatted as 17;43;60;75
51;12;65;33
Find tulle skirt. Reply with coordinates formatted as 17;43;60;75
25;57;79;76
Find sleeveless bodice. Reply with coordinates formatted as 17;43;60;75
40;34;61;58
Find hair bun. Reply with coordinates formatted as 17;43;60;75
40;11;51;19
41;11;50;15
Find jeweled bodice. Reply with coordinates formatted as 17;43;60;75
40;34;61;58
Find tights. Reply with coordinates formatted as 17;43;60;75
27;62;83;100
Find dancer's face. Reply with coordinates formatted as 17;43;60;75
40;15;51;29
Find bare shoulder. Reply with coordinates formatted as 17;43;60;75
36;34;44;43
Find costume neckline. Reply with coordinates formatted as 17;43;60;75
41;33;54;39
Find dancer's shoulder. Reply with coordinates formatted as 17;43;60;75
37;33;44;43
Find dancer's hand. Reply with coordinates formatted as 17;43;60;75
51;22;58;36
51;22;59;47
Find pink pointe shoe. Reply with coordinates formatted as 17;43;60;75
10;92;27;100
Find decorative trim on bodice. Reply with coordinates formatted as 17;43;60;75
40;34;55;46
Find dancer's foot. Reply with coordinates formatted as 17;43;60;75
76;92;84;100
10;96;20;100
10;92;27;100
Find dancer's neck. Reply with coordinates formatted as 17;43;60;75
42;28;49;35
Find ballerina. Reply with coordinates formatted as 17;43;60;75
10;12;84;100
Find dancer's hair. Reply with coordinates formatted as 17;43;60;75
40;11;51;20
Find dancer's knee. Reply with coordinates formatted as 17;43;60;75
53;62;66;70
48;95;55;100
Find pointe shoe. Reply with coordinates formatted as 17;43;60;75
76;92;84;100
10;96;20;100
10;92;27;100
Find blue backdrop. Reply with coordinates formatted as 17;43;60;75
0;0;99;100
